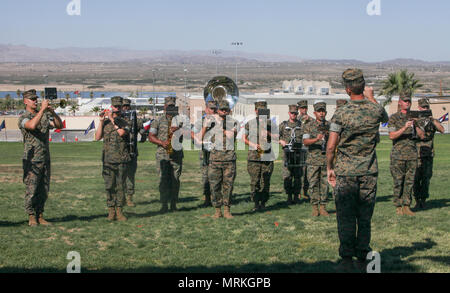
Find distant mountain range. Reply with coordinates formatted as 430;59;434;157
0;44;449;65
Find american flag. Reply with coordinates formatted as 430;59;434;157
438;113;449;123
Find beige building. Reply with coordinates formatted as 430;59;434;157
282;80;331;95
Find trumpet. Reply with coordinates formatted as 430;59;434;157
38;98;68;110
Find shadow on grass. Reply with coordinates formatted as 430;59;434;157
379;238;437;272
0;214;107;227
0;239;437;273
139;196;199;206
0;220;28;227
376;195;393;203
419;198;450;211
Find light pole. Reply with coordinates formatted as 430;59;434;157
211;50;221;75
231;42;244;85
152;69;157;118
184;68;188;98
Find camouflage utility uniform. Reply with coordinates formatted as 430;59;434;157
207;116;238;208
279;118;303;202
302;118;330;206
245;116;275;208
18;111;53;217
388;112;418;208
102;118;131;209
122;112;145;205
331;98;388;260
298;100;311;198
150;115;184;208
192;115;214;205
414;116;438;203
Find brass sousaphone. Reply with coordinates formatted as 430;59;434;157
203;76;239;109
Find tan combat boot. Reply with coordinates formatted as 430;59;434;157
28;214;38;227
38;213;52;226
312;205;320;217
224;206;234;219
126;195;136;207
107;207;116;221
396;207;403;215
212;208;222;219
319;205;330;217
402;206;415;216
115;207;128;221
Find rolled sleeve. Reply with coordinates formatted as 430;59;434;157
149;128;158;135
21;118;30;128
330;123;342;133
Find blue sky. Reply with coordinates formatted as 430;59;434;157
1;0;449;62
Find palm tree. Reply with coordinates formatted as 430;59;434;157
69;104;79;116
91;106;101;116
139;107;149;117
16;89;21;99
379;70;423;107
40;91;45;99
4;94;12;110
148;97;155;118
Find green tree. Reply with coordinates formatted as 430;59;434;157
379;70;423;107
4;94;12;111
16;89;21;99
139;107;149;117
69;104;79;116
91;106;101;115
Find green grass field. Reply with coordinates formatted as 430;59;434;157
0;136;449;273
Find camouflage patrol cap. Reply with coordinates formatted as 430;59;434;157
342;68;365;86
289;105;298;112
111;96;123;107
399;91;412;102
255;100;267;110
206;100;217;109
23;89;38;100
418;98;430;107
297;100;308;108
218;100;230;110
165;96;176;106
336;99;348;109
313;101;327;111
122;98;131;106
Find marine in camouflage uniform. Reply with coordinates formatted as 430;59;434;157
121;98;144;207
191;101;217;207
279;105;303;204
149;97;184;213
297;100;311;200
327;69;389;271
203;100;238;219
18;89;63;226
95;96;131;221
388;92;424;216
302;101;330;216
244;100;276;211
413;98;444;209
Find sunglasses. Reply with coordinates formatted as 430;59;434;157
290;112;298;115
219;108;230;111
